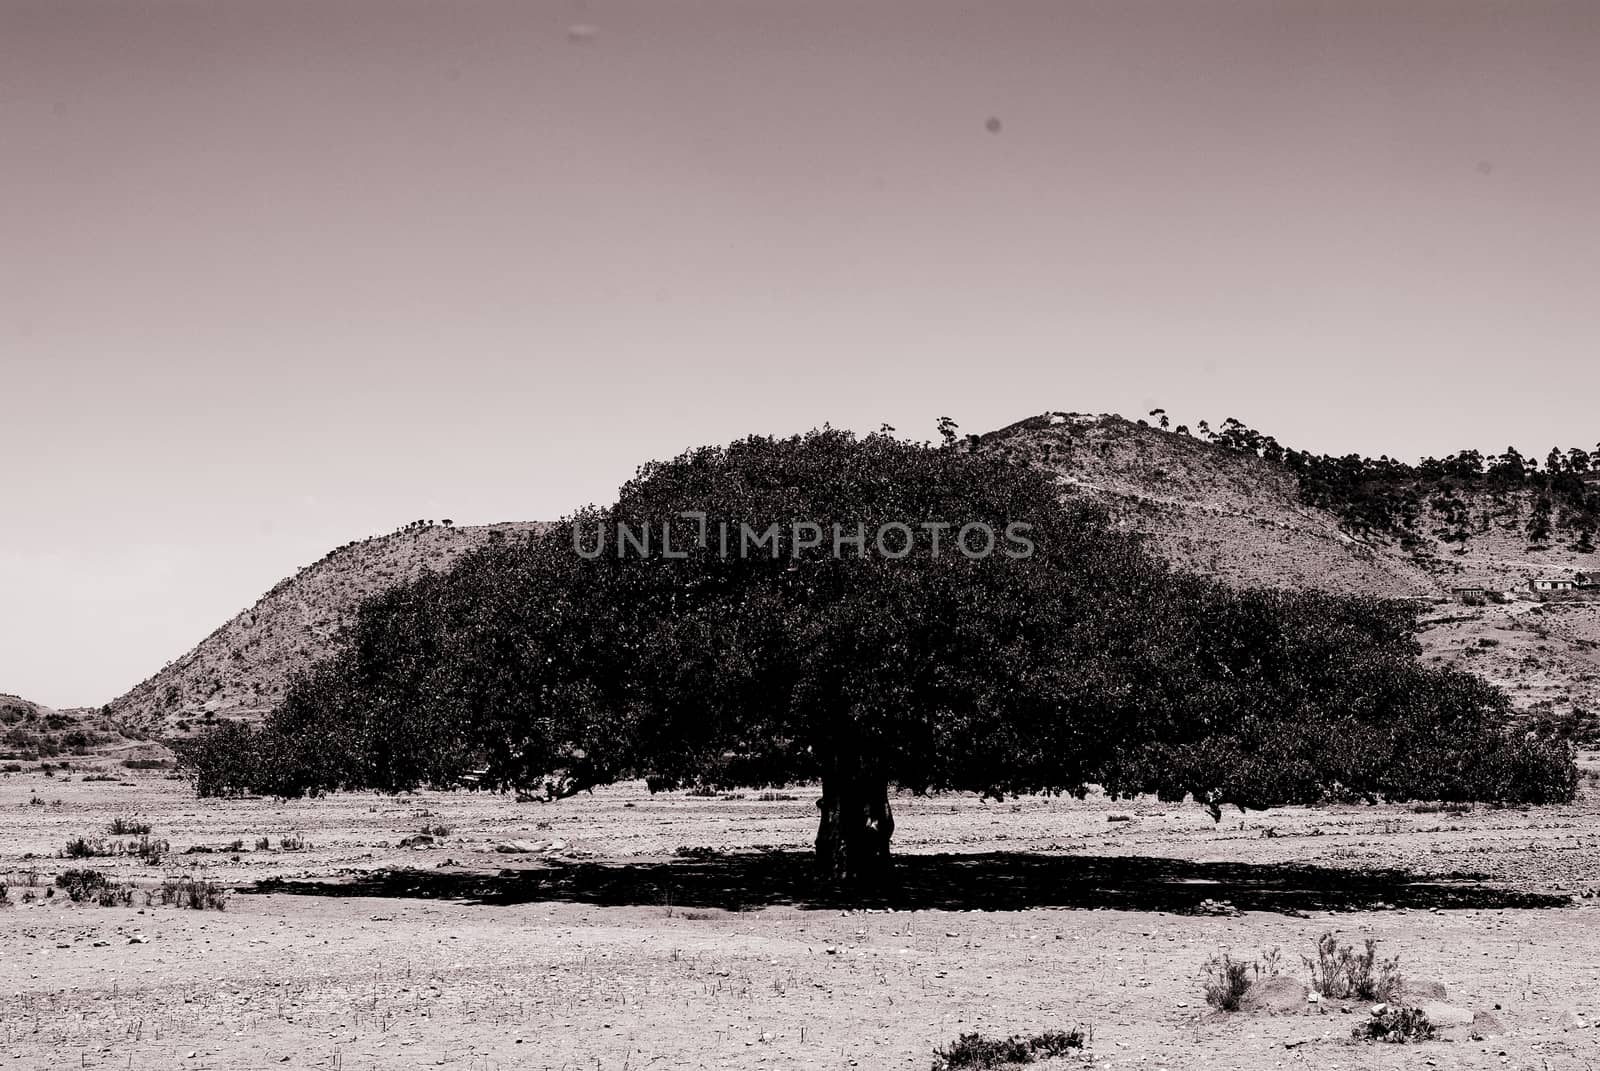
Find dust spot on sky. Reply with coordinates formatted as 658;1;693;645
985;117;1003;134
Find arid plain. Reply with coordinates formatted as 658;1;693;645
4;758;1600;1071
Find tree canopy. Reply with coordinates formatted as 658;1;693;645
178;428;1577;884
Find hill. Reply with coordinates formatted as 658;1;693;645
981;413;1439;597
1;692;164;765
981;413;1600;734
106;521;543;734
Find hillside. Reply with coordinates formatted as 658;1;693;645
982;413;1600;733
106;521;544;734
982;413;1439;597
1;693;164;765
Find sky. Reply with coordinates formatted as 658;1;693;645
3;0;1599;708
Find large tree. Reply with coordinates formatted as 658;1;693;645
182;428;1577;885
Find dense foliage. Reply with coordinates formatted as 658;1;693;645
1144;412;1600;548
177;428;1577;884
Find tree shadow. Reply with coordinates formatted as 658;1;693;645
244;851;1568;914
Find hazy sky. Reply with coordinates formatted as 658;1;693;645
4;0;1599;708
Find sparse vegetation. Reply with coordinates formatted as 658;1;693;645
1154;413;1600;544
63;836;112;859
1353;1005;1437;1043
157;875;229;911
1201;949;1280;1011
1304;933;1404;1002
54;868;135;906
108;816;152;836
63;833;169;863
931;1029;1085;1070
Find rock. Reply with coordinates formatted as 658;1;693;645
1195;898;1240;917
1240;975;1310;1015
1402;978;1448;1001
1417;1001;1475;1028
494;840;546;854
1469;1010;1506;1036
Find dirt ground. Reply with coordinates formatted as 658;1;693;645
4;760;1600;1070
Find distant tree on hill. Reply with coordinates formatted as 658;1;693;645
1527;496;1554;545
181;429;1578;889
1156;413;1600;545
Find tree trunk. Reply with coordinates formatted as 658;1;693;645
814;771;895;887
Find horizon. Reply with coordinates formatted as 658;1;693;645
6;0;1600;707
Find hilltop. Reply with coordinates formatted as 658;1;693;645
106;521;543;734
982;413;1600;733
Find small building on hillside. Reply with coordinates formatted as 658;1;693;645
1576;571;1599;588
1452;585;1488;601
1529;577;1577;592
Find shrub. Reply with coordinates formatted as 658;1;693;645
108;817;152;836
55;869;111;901
95;882;135;907
63;837;112;859
121;758;171;770
1202;948;1280;1011
133;836;170;865
157;875;228;911
1202;954;1251;1011
931;1030;1085;1071
1353;1005;1437;1043
1304;933;1404;1002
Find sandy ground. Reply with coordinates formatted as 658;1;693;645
4;762;1600;1070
